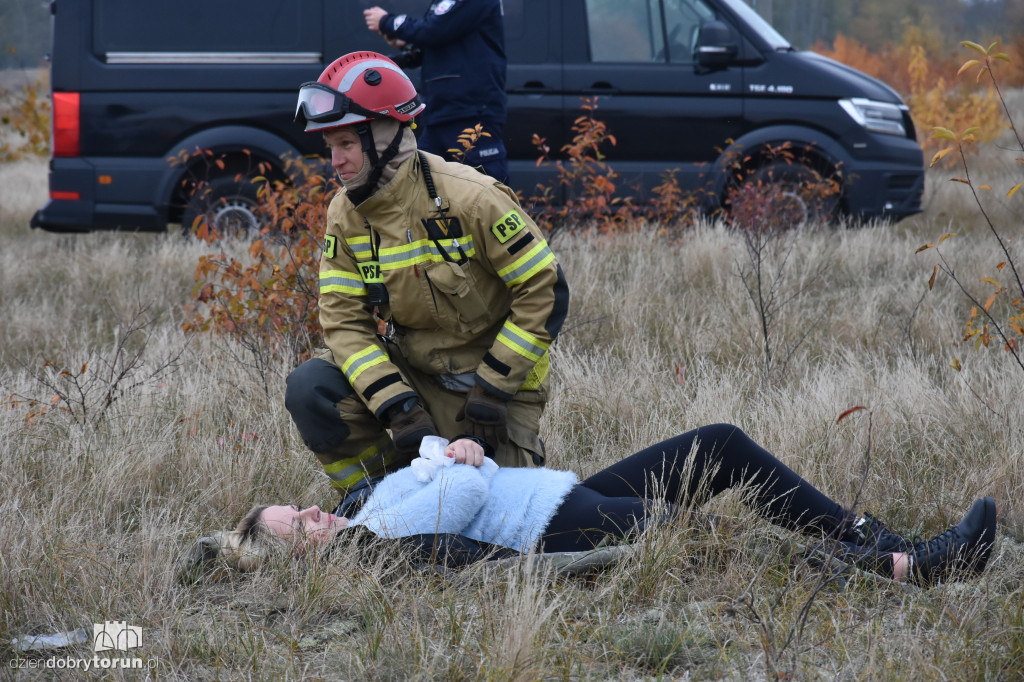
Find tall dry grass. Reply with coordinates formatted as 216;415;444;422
1;116;1023;679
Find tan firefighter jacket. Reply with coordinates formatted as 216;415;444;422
319;151;569;418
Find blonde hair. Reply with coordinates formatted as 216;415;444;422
218;504;289;571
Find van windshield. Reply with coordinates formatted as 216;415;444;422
719;0;791;50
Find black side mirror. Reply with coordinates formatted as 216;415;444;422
696;20;738;67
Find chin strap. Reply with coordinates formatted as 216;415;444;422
348;121;409;205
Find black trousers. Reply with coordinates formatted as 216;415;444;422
394;423;851;565
539;423;850;553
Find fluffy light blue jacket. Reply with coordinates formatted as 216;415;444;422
350;462;578;552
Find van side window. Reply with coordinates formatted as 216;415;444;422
584;0;664;62
662;0;716;64
584;0;716;64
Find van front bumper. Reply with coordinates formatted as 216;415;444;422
843;163;924;221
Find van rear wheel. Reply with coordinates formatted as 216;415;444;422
727;161;841;230
182;175;264;238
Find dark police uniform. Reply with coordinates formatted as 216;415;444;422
378;0;509;183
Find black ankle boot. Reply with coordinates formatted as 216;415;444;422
842;513;910;553
839;497;997;585
906;497;997;586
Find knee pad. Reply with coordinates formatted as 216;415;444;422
285;358;354;453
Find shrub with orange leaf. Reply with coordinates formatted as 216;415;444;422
0;73;50;161
905;42;1004;162
524;97;704;234
182;155;335;390
918;41;1024;376
814;29;1017;163
446;123;491;163
821;34;887;88
525;97;636;233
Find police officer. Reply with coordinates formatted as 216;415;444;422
288;52;569;513
363;1;509;183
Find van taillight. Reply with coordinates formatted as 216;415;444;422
53;92;80;157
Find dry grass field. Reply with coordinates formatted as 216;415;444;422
1;106;1023;679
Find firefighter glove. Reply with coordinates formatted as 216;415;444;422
456;384;509;446
386;397;439;457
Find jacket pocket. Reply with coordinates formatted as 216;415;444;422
425;260;490;334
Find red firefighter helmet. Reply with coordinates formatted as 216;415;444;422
294;51;425;132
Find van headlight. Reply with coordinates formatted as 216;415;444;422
839;98;907;136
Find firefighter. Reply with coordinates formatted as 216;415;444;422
363;1;508;183
287;52;569;514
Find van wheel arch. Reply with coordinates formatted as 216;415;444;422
158;126;302;234
171;150;289;236
712;130;849;225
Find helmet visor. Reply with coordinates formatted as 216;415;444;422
294;82;366;124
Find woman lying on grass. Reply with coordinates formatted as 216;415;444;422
218;423;996;586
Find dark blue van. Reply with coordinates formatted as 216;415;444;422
31;0;924;233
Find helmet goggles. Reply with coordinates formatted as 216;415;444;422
294;80;424;131
294;81;382;127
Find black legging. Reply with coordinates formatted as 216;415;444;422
539;423;850;553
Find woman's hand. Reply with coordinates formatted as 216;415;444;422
445;438;485;467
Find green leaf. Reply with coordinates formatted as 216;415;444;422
932;127;957;140
961;40;986;55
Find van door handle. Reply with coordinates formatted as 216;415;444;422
513;81;553;96
584;81;619;94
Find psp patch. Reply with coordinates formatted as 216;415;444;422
359;260;383;284
324;234;337;259
432;0;457;15
491;209;526;244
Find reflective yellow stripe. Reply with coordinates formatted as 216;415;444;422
344;236;477;272
321;435;397;490
519;350;549;390
497;321;550;362
320;269;367;296
498;241;555;286
346;235;372;258
377;237;477;271
341;345;388;384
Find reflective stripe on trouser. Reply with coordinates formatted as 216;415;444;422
315;422;400;493
286;354;409;495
